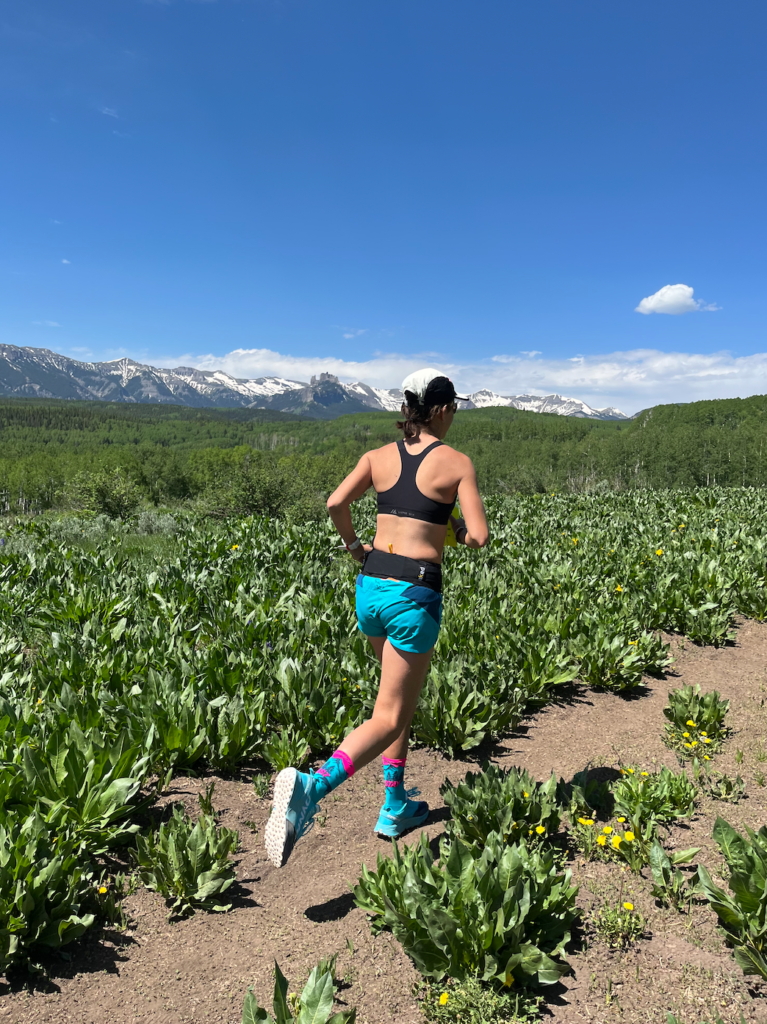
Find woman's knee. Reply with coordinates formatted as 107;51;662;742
371;706;410;741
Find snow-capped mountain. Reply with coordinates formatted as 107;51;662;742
460;389;627;420
0;345;628;420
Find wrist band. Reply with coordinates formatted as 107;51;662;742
345;537;362;552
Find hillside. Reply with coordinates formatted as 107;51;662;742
1;393;766;512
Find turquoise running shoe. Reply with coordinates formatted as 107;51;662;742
265;767;320;867
375;799;429;839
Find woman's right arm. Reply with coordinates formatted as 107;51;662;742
455;459;489;548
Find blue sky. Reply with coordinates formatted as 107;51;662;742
2;0;766;413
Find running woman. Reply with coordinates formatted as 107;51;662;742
264;369;488;868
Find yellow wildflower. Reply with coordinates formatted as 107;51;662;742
523;791;529;798
616;584;623;592
535;825;545;835
623;901;634;911
683;732;690;738
503;974;514;988
596;835;606;846
656;548;663;556
628;639;638;645
701;731;708;737
704;755;711;760
440;993;449;1005
686;720;696;727
585;818;594;826
627;768;634;774
640;771;649;776
577;817;589;826
98;886;108;894
603;826;613;834
624;832;635;842
704;738;712;744
617;817;626;823
231;544;239;550
679;524;686;529
612;834;622;849
684;743;692;749
691;740;698;747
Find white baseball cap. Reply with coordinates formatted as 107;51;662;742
400;368;469;403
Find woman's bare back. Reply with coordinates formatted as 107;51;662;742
369;438;470;563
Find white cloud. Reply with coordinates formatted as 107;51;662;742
177;345;767;416
99;106;118;118
50;219;62;225
520;350;541;357
32;320;60;327
635;283;720;316
61;258;71;264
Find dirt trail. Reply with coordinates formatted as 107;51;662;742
3;620;767;1024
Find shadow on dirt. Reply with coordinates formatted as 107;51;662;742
305;890;356;923
0;926;138;995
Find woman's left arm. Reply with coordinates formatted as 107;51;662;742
326;454;374;563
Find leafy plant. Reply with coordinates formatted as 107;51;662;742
556;767;613;822
612;765;697;828
241;960;355;1024
135;804;239;917
420;973;542;1023
693;761;746;803
0;810;96;973
648;841;701;910
263;728;310;773
441;764;560;847
353;833;579;988
253;773;271;799
698;817;767;980
663;684;729;757
21;724;150;855
591;897;645;949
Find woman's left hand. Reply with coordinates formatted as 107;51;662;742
351;543;372;563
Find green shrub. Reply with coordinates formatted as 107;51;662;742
663;684;729;757
353;833;579;989
441;764;560;847
0;810;96;973
591;897;645;949
241;959;356;1024
648;841;700;910
21;724;150;855
135;804;238;918
556;768;613;822
698;817;767;980
612;765;697;828
693;761;746;803
420;973;542;1023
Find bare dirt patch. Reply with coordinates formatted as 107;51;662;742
4;620;767;1024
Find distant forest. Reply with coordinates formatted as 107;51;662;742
2;394;766;516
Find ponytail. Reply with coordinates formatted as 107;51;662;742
396;392;445;439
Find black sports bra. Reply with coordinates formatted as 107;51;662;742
376;440;457;525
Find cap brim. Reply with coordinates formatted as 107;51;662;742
454;393;469;401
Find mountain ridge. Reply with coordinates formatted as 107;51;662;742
0;344;629;420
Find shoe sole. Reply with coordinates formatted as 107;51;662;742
265;767;299;868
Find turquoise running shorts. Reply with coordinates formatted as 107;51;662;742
355;574;442;654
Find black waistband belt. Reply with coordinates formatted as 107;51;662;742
360;549;443;593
